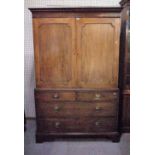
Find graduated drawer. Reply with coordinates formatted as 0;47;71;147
36;101;118;118
77;90;119;101
35;89;76;101
37;117;117;133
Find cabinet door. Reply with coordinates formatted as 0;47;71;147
33;18;76;88
76;18;120;88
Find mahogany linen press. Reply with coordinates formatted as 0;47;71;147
30;7;123;142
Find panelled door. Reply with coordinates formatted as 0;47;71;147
33;17;120;89
33;18;76;88
76;18;121;88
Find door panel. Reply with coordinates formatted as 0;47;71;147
76;18;120;88
33;18;76;88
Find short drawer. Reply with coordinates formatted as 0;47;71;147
37;117;117;133
35;90;76;102
77;90;119;101
36;101;118;118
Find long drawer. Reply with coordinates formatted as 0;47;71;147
35;89;119;102
36;101;118;118
37;117;117;133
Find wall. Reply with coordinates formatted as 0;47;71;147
24;0;120;118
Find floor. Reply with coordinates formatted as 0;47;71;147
24;120;130;155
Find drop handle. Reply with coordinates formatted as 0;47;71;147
113;92;117;96
94;93;101;100
95;106;101;111
52;93;59;99
95;121;100;126
55;122;60;128
54;105;60;112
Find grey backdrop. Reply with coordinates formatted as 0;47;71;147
24;0;120;118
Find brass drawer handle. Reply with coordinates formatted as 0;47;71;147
55;122;60;128
113;92;117;96
94;93;101;100
95;106;101;111
52;93;59;99
95;121;100;126
54;105;60;112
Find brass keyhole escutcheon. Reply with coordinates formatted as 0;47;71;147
76;17;80;20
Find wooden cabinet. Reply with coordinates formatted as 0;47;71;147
30;7;122;142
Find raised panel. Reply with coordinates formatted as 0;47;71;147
80;23;114;84
39;24;71;83
77;18;120;88
33;18;76;88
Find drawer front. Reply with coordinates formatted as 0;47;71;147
35;90;76;101
36;101;118;118
77;90;119;101
37;117;117;133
